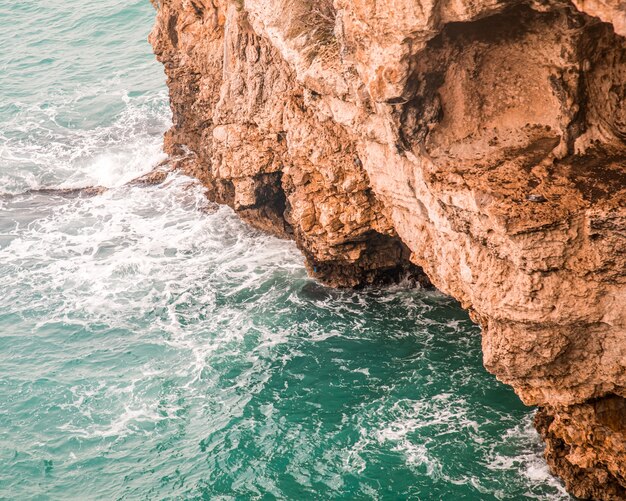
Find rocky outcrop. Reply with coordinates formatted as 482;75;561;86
149;0;626;497
536;396;626;500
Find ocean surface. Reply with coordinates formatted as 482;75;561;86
0;1;572;499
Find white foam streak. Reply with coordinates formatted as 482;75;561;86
487;414;571;499
0;89;170;193
60;405;166;439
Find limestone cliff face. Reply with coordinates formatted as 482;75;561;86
149;0;626;497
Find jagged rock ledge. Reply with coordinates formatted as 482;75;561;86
149;0;626;498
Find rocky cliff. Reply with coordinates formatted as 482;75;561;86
149;0;626;497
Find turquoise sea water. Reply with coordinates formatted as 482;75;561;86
0;1;572;499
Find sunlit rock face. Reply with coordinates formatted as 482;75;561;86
149;0;626;497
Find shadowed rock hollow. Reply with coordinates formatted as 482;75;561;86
149;0;626;498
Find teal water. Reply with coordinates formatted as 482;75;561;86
0;1;572;499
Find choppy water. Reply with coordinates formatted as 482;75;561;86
0;1;572;499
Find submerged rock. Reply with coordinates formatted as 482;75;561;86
1;163;174;200
149;0;626;497
0;186;108;200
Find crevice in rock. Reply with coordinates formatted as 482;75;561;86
302;231;432;289
236;172;294;239
167;12;178;47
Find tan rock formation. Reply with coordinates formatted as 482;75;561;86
536;397;626;499
149;0;626;497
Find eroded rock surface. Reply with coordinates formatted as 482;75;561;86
536;395;626;500
149;0;626;497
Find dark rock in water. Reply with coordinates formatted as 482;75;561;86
0;186;108;200
299;281;336;302
1;164;174;202
127;162;172;185
198;200;220;214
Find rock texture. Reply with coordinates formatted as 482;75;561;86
149;0;626;497
536;397;626;499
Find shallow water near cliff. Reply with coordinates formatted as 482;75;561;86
0;1;573;499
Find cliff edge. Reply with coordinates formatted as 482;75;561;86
149;0;626;497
